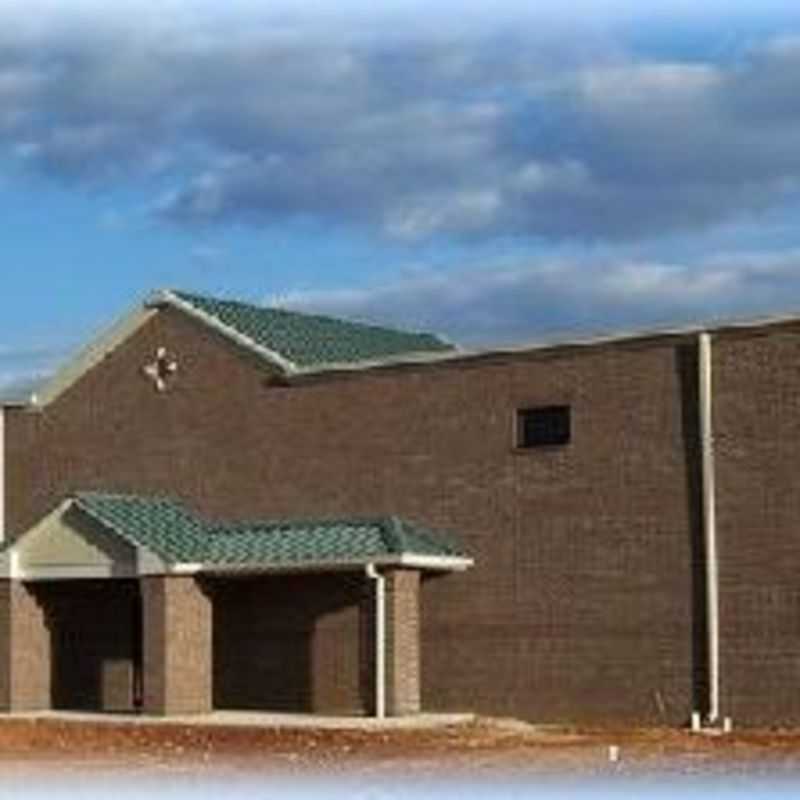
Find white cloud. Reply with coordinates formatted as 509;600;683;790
580;63;721;106
510;160;590;195
2;5;800;244
279;250;800;345
384;190;502;240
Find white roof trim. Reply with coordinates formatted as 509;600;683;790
1;553;473;579
288;308;800;379
167;561;205;575
149;289;299;376
188;553;473;576
9;288;301;410
10;289;800;410
22;304;158;409
396;554;473;571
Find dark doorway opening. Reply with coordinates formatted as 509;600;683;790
36;579;141;712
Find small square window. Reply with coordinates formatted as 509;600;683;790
516;405;571;448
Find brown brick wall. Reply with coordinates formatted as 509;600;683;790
4;308;709;723
0;580;51;711
141;576;212;715
385;569;421;716
713;326;800;726
210;573;369;714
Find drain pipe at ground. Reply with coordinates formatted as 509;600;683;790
366;563;386;719
699;331;720;725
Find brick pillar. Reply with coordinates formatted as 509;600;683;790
140;576;212;715
0;580;51;711
385;569;421;716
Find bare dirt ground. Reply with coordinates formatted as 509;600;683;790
0;717;799;779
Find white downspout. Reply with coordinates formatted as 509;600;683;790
366;564;386;719
699;332;720;724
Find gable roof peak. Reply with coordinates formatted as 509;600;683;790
10;287;455;409
148;287;455;374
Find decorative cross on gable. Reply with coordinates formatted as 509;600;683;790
142;347;178;392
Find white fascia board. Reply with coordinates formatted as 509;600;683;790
168;562;204;575
136;560;203;577
30;304;158;409
193;553;474;576
292;348;460;378
291;308;800;381
396;554;474;571
151;289;298;376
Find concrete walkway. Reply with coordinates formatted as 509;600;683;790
6;709;475;731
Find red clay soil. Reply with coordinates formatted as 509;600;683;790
1;718;800;776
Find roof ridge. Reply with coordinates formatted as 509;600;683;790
214;514;392;533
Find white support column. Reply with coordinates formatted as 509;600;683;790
699;331;720;724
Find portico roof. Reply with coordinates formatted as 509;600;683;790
9;492;472;577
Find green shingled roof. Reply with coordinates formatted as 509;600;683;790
171;290;454;370
72;492;468;570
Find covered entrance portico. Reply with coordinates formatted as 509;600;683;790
0;493;472;718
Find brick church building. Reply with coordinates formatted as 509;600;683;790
1;288;799;727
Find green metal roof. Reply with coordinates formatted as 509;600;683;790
72;492;468;569
171;290;454;370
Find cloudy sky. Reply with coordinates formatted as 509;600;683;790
4;1;800;388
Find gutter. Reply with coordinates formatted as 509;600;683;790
366;563;386;719
181;553;473;576
699;331;720;724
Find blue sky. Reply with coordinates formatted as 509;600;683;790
5;1;800;388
